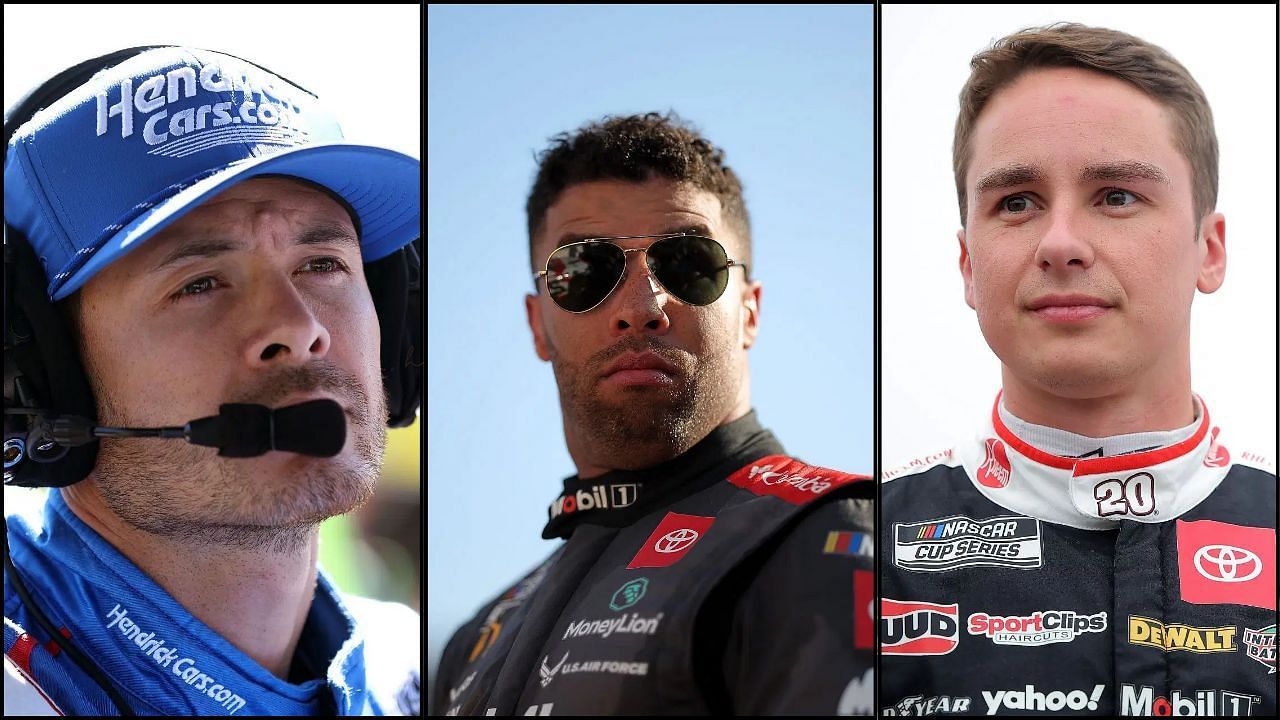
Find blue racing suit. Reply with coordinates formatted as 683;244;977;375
3;489;420;715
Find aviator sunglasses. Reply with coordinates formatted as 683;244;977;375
533;233;749;313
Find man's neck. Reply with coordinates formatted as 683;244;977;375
1000;367;1196;437
59;480;317;680
568;395;753;480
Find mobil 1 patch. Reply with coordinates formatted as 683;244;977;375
894;515;1042;572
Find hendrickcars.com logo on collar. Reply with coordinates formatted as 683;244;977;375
105;603;246;714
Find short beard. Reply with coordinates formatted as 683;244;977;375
89;363;388;556
547;334;739;470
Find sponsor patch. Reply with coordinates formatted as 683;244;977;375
1243;625;1276;674
626;512;715;570
882;448;954;482
1128;616;1238;653
881;694;972;716
1203;426;1230;468
728;455;868;505
854;570;873;650
1120;684;1260;716
983;685;1104;714
881;598;959;656
105;603;246;714
539;652;648;688
609;578;648;611
825;531;874;557
561;612;664;641
968;610;1107;646
1176;520;1276;610
448;672;476;704
470;561;551;662
976;438;1012;488
894;515;1042;572
837;668;873;716
548;483;638;520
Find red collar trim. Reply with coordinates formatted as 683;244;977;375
990;392;1210;477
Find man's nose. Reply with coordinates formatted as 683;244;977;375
605;252;672;335
1033;209;1096;273
240;271;332;367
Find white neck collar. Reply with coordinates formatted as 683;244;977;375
961;393;1231;530
997;399;1202;459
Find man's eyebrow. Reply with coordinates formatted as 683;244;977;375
974;164;1044;198
296;222;361;249
153;223;360;271
153;238;246;271
1081;161;1170;185
555;223;715;247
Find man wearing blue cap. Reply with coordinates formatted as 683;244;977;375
3;46;420;715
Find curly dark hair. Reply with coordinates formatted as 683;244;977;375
526;112;751;269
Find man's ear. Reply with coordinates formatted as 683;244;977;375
525;292;552;361
958;228;976;310
740;279;762;350
1196;212;1226;294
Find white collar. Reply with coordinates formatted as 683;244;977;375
997;399;1201;459
961;393;1231;530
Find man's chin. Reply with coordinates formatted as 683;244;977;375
1008;350;1138;398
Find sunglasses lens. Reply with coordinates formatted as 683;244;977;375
545;243;626;312
647;236;730;305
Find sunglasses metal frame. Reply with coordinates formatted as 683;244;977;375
532;233;749;314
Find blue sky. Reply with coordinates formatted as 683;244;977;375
426;3;874;685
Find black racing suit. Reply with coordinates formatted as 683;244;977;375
881;395;1277;716
431;411;875;715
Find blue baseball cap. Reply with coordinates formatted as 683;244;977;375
4;46;420;301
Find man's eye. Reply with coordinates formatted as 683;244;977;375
1000;195;1033;213
300;257;349;274
1102;189;1138;207
173;276;217;301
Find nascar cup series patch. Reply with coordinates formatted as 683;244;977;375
894;515;1042;572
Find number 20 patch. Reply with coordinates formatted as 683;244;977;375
1093;472;1156;518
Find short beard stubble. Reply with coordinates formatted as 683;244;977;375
88;363;388;556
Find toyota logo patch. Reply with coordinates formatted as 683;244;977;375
1194;544;1263;583
655;529;700;554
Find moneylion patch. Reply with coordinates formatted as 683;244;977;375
894;515;1041;572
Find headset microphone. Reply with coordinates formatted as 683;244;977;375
38;399;347;459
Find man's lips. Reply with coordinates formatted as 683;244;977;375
1026;294;1114;322
600;352;679;386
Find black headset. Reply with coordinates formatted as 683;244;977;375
2;46;422;715
3;45;422;490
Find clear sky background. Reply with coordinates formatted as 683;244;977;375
4;3;422;599
882;4;1278;466
427;3;874;691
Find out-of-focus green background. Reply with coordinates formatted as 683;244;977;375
318;423;422;612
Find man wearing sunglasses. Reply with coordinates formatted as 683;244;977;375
880;24;1276;716
432;113;875;716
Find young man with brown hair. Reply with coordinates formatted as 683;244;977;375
432;113;874;716
881;24;1276;716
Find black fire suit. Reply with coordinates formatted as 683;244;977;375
881;395;1277;716
431;411;875;715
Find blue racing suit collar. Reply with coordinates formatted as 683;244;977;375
4;488;371;715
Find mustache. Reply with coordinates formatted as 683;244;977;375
227;362;371;425
586;336;690;375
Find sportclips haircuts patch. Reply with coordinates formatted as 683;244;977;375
894;515;1042;572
